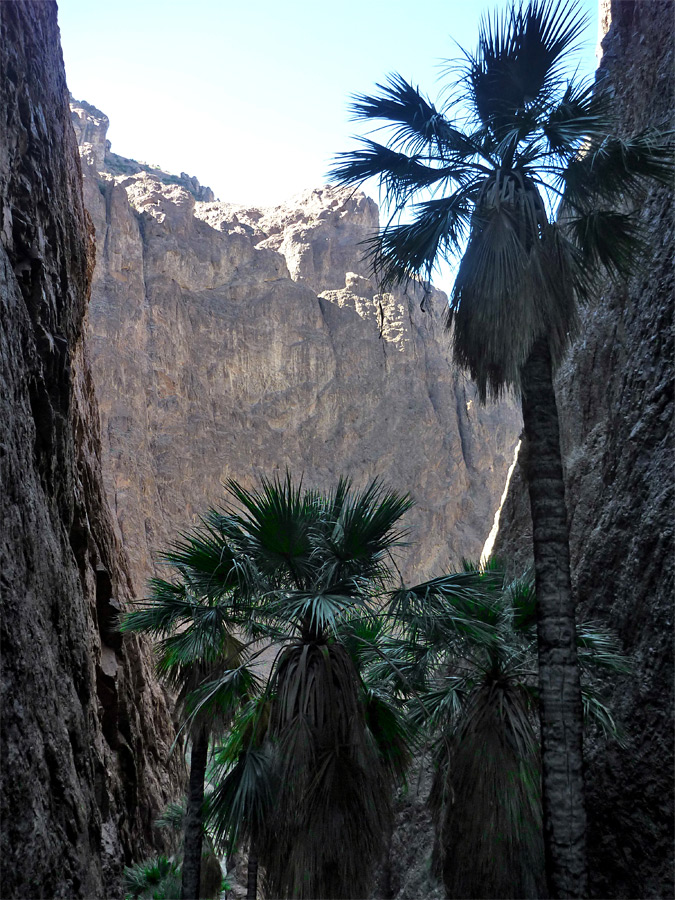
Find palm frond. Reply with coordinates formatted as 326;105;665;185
350;73;482;159
154;801;186;834
506;570;538;631
363;686;416;780
387;570;502;644
448;195;578;400
464;0;588;143
119;578;195;637
581;685;627;746
330;137;467;207
123;856;181;900
541;77;608;156
576;621;632;675
562;128;675;208
265;588;371;639
364;191;476;288
323;478;412;575
564;208;647;284
162;521;242;599
207;744;276;853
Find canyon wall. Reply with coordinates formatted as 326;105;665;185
495;2;674;896
0;4;183;897
71;106;521;594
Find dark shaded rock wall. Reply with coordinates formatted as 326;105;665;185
494;2;674;896
0;3;183;897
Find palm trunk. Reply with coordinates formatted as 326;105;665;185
520;337;587;899
181;724;209;900
246;852;258;900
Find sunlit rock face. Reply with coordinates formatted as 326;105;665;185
495;2;674;897
0;5;183;898
73;106;521;594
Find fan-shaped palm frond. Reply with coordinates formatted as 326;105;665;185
463;0;588;140
207;694;274;855
123;856;182;900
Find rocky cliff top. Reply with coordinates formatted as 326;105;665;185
70;96;215;201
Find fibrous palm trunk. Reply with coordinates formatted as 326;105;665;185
520;337;587;899
246;852;258;900
181;725;209;900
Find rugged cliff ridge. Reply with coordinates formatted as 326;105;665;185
494;2;674;896
0;5;183;897
72;108;521;593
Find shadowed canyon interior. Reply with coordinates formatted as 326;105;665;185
0;1;672;897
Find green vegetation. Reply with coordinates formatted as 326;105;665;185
121;473;627;899
330;1;671;893
364;561;628;898
123;855;182;900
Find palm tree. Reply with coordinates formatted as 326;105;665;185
123;855;182;900
170;474;416;899
120;570;258;900
371;563;629;898
329;2;671;893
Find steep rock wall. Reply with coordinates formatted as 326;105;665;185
494;2;674;896
74;110;521;593
0;4;183;897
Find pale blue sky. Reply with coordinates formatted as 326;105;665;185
58;0;600;213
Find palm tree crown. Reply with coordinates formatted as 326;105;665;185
167;474;414;900
330;0;671;399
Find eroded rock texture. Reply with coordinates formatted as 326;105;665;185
0;4;183;897
495;2;674;896
73;109;521;593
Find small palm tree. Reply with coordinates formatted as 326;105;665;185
330;2;671;893
168;474;416;900
120;569;258;900
371;563;629;899
123;855;182;900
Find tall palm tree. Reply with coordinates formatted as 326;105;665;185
329;2;671;893
120;570;258;900
171;474;416;900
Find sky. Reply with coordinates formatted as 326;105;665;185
58;0;600;214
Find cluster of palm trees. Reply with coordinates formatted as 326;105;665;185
121;473;627;900
123;1;670;897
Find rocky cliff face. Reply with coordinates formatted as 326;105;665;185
494;2;674;896
0;5;183;897
73;109;521;594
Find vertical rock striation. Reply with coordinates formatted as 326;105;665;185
73;109;522;594
0;4;183;897
494;2;673;896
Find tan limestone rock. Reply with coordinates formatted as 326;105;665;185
74;103;521;601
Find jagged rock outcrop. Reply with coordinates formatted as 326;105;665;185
0;4;183;898
71;97;215;201
73;110;521;595
494;2;674;896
